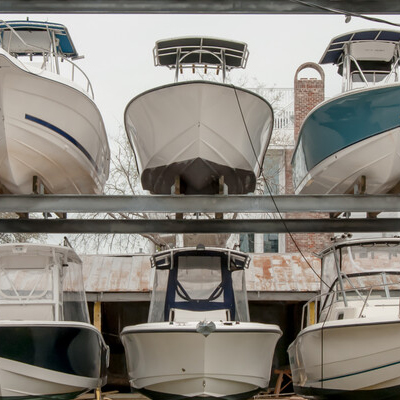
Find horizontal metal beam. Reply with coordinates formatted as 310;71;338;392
247;291;316;302
0;218;398;233
0;194;399;213
86;290;316;302
86;292;151;302
1;0;400;14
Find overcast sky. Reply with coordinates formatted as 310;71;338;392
2;12;400;250
3;12;400;142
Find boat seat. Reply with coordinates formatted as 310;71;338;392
0;304;54;321
169;308;231;322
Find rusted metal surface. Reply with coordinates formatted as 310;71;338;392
81;254;152;293
248;253;320;292
81;253;320;293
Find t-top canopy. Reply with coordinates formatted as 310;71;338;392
0;243;82;268
0;20;78;57
319;29;400;65
153;36;249;70
151;247;250;270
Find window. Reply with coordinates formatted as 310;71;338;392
240;233;254;253
263;154;282;195
264;233;279;253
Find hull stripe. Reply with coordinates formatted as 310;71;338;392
25;114;99;173
320;359;400;382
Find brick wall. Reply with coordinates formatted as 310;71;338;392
285;63;332;253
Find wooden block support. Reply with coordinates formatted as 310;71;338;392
32;175;67;219
33;175;46;195
273;367;292;394
93;301;102;332
215;176;225;220
174;175;183;220
330;175;367;219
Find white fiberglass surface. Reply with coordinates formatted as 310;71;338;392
350;42;396;63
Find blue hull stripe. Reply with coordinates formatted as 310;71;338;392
320;359;400;383
25;114;99;173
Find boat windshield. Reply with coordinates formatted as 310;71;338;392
333;271;400;299
148;249;250;323
320;241;400;307
0;20;94;98
176;256;223;301
0;245;90;323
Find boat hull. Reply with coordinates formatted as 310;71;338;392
0;49;110;194
125;81;273;194
0;322;108;399
288;319;400;400
121;321;282;400
292;84;400;194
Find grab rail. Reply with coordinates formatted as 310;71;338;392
0;20;95;99
344;53;399;91
301;279;400;329
59;55;94;98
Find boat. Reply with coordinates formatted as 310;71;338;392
0;20;110;194
0;242;109;399
288;236;400;399
124;37;274;195
292;29;400;195
120;246;282;400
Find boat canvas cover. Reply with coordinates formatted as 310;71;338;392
154;36;248;69
319;29;400;65
0;20;78;57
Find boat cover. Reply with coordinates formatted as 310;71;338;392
320;29;400;65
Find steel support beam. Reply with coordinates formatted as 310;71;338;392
0;218;398;233
0;194;399;214
1;0;400;14
85;290;315;302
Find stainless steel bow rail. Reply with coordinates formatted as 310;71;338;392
0;194;398;234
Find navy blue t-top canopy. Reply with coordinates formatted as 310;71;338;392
154;36;249;69
319;29;400;65
0;20;78;57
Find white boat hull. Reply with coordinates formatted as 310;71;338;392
125;81;273;194
288;319;400;399
297;127;400;195
121;321;282;399
0;321;108;400
0;49;110;194
0;357;100;399
292;83;400;195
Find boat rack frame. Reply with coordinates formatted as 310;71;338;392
1;1;400;14
0;194;398;234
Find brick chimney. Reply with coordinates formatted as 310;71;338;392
294;62;325;142
285;62;331;252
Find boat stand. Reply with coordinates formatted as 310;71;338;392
171;175;228;220
330;175;367;218
30;176;67;219
0;182;29;219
